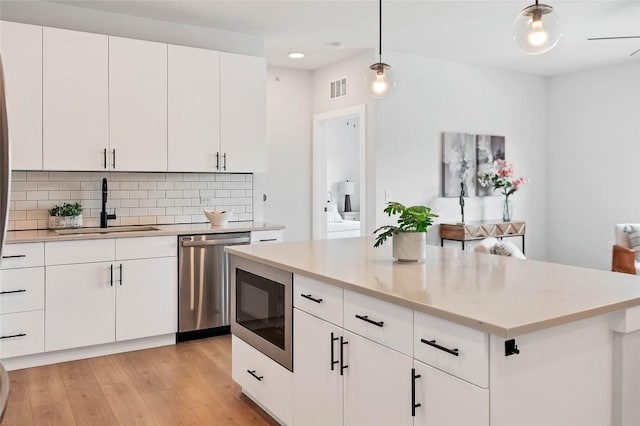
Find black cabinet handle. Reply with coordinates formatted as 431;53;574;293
340;336;348;376
216;152;220;170
1;333;26;339
110;264;113;287
247;369;263;381
112;149;116;169
420;338;459;356
412;368;422;417
0;289;26;295
301;294;323;304
103;148;107;169
330;332;339;371
223;153;227;170
259;238;277;242
119;264;123;286
355;314;384;328
2;254;26;259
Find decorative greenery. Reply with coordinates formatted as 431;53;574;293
478;159;529;199
48;202;83;217
373;202;439;248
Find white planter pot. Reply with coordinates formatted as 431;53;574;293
48;215;83;230
392;232;427;262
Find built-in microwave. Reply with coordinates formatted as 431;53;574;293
230;256;293;371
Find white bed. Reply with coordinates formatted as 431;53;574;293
327;219;361;239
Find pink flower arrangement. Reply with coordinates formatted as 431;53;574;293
478;159;529;198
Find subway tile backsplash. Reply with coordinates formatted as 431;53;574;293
8;171;253;231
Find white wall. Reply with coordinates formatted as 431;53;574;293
263;67;313;242
0;1;262;56
326;117;361;212
547;62;640;270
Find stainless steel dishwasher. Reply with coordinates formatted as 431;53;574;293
177;232;250;342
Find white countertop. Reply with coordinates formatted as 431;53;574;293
226;237;640;338
6;222;285;243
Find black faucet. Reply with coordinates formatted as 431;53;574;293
100;178;117;228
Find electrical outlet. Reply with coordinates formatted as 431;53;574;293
385;190;392;202
201;196;215;204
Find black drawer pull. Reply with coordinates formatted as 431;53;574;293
1;333;26;339
355;314;384;328
340;336;348;376
412;368;422;417
259;238;277;242
421;338;459;356
330;332;339;371
247;369;263;381
2;254;26;259
301;293;323;304
0;289;27;295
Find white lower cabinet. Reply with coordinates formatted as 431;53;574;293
293;309;344;426
115;257;177;341
0;310;45;358
45;261;116;351
343;331;414;426
413;359;489;426
232;335;293;425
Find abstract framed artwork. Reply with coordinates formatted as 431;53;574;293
441;132;506;197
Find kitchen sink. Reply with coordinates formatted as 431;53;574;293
54;225;160;235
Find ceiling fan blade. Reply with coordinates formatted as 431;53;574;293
631;48;640;57
588;36;640;40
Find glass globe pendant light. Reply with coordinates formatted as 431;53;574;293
513;0;562;55
366;0;395;97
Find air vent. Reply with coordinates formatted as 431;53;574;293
330;77;347;100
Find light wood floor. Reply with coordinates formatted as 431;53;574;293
3;335;279;426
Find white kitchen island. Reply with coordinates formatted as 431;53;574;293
226;237;640;426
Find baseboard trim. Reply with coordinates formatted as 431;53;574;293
2;334;176;371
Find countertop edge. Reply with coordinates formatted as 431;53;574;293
6;222;285;243
225;248;640;338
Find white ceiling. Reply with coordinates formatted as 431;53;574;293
51;0;640;76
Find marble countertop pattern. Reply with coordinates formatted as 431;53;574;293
6;222;285;243
226;237;640;338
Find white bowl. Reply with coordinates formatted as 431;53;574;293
204;209;234;226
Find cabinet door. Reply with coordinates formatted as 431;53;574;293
109;37;167;171
220;52;266;173
293;309;344;426
45;262;115;351
0;21;43;170
115;257;177;341
343;331;413;426
413;359;489;426
43;27;108;171
167;44;220;172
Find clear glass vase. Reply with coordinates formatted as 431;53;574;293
503;198;513;222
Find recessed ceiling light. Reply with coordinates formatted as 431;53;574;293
288;52;305;59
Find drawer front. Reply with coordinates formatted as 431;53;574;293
0;267;45;314
294;275;343;326
414;311;489;388
1;243;44;269
45;239;115;265
251;230;283;244
116;236;177;260
343;289;413;356
0;310;45;359
231;335;293;425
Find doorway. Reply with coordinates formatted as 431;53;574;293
312;104;366;240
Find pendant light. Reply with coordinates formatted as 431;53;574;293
366;0;395;97
513;0;562;55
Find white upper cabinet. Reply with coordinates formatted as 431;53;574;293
109;37;167;171
43;27;109;171
220;52;267;173
167;44;220;172
0;21;43;170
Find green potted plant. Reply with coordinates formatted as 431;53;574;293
374;201;439;262
48;202;83;229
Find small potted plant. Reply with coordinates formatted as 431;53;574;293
48;202;83;229
374;201;439;262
